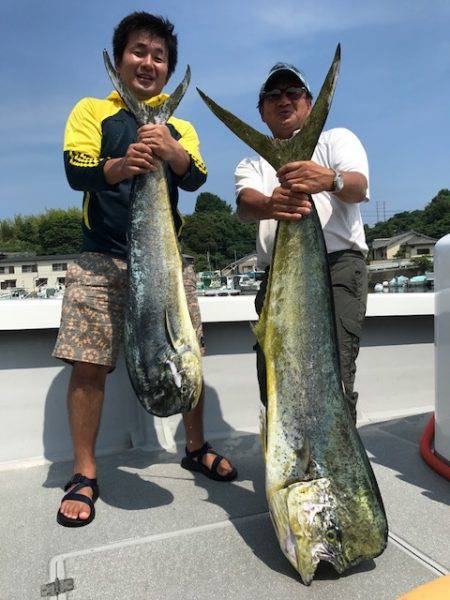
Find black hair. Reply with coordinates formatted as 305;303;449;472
112;12;178;80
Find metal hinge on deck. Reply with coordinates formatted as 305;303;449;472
41;577;74;597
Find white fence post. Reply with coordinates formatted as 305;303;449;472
434;234;450;462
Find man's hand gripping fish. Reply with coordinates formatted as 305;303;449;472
197;46;388;584
104;52;202;417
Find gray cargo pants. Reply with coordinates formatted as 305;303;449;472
254;249;368;424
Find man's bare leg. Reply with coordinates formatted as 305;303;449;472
182;384;234;476
59;362;109;521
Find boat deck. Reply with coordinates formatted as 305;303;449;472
0;294;448;599
1;412;448;600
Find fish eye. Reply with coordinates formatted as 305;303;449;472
325;529;337;543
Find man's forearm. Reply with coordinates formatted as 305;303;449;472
278;160;368;205
103;157;126;185
167;143;190;177
236;188;270;222
334;171;368;204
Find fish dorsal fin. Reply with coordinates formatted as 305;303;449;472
197;45;341;171
103;50;190;125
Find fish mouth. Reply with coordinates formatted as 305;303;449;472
294;547;347;585
314;550;347;574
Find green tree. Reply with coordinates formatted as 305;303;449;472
421;189;450;239
180;191;256;270
38;208;83;254
410;255;433;274
0;208;83;255
365;189;450;243
194;192;232;214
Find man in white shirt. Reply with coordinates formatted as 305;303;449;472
235;62;369;423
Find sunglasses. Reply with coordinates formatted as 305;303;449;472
262;86;306;102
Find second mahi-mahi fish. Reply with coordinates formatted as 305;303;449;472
197;46;388;584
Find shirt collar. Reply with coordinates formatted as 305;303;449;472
107;90;170;108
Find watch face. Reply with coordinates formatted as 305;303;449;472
334;171;344;192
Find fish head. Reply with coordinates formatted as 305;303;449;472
148;345;202;414
271;477;348;585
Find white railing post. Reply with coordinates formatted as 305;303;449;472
434;234;450;462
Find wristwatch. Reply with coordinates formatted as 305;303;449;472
332;169;344;193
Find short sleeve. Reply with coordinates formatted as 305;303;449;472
168;117;207;192
328;128;370;199
64;98;103;157
234;157;265;198
63;98;109;191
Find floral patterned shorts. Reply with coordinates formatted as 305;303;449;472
53;252;204;370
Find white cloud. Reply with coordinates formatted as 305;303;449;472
253;0;443;36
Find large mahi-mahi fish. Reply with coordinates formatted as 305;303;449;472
103;51;202;417
198;46;388;584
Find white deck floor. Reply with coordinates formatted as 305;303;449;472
0;295;448;599
0;412;448;600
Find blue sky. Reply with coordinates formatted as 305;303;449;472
1;0;449;224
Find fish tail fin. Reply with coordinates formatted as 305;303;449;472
103;50;190;125
158;66;191;121
198;86;278;167
197;45;341;170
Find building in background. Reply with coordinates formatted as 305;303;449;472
369;231;437;261
221;252;258;276
0;253;79;295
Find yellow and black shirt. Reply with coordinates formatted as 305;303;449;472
64;91;207;257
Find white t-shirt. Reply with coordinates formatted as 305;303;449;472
234;127;369;268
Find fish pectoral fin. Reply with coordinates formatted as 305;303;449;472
164;310;183;352
252;320;266;347
296;435;311;475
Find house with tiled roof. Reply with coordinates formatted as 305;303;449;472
369;231;437;261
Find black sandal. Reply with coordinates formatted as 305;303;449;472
181;442;237;482
56;473;99;528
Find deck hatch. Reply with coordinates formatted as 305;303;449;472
41;577;74;597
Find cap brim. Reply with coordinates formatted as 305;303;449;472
261;68;311;96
